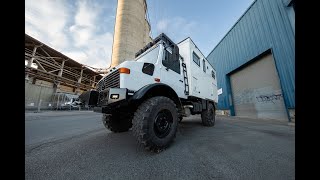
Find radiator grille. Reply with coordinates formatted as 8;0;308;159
96;69;119;106
96;69;120;92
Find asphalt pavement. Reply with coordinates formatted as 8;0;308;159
25;111;295;180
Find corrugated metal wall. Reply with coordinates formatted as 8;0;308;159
207;0;295;110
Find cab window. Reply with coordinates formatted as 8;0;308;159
162;47;180;74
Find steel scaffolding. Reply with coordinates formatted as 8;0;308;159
25;34;103;94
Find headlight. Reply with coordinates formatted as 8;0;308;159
110;94;119;99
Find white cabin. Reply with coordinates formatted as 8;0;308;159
178;38;218;102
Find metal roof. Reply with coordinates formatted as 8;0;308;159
25;33;103;92
25;34;102;77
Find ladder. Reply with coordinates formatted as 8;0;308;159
182;62;189;95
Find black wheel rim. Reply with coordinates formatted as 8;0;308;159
154;109;173;138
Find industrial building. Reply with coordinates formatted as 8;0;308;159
207;0;295;122
25;34;103;110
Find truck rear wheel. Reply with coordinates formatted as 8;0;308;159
132;96;178;152
201;103;216;126
102;113;132;133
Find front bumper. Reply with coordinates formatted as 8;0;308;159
80;88;129;113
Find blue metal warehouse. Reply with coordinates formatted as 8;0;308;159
207;0;295;122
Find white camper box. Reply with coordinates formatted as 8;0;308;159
178;38;218;102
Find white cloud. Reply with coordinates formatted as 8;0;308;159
157;19;168;32
68;0;114;68
78;32;114;69
74;0;98;27
25;0;115;69
69;0;101;47
69;25;93;47
155;17;197;42
25;0;70;49
64;51;88;64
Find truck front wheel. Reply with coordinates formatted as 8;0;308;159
102;113;132;133
132;96;178;152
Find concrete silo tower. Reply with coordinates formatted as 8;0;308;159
111;0;153;67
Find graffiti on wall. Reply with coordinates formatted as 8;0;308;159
231;84;287;120
233;88;284;105
256;93;282;104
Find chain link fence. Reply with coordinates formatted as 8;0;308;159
25;99;93;112
25;82;93;112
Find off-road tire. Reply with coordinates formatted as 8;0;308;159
201;103;215;126
102;113;132;133
132;96;178;152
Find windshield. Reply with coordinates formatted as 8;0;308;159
136;45;160;64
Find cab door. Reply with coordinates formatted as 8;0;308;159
159;46;186;98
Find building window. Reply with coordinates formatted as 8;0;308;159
193;52;200;67
203;60;206;72
211;70;215;79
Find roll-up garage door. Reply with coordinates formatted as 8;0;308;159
230;53;288;121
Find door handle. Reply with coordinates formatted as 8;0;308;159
179;80;183;83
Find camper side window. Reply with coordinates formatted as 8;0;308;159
211;70;215;79
193;52;200;67
203;60;206;72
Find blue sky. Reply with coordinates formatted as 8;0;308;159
25;0;254;69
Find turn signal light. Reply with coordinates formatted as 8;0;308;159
119;67;130;74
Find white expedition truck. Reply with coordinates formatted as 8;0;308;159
80;33;218;151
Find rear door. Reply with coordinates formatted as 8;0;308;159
192;76;200;96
